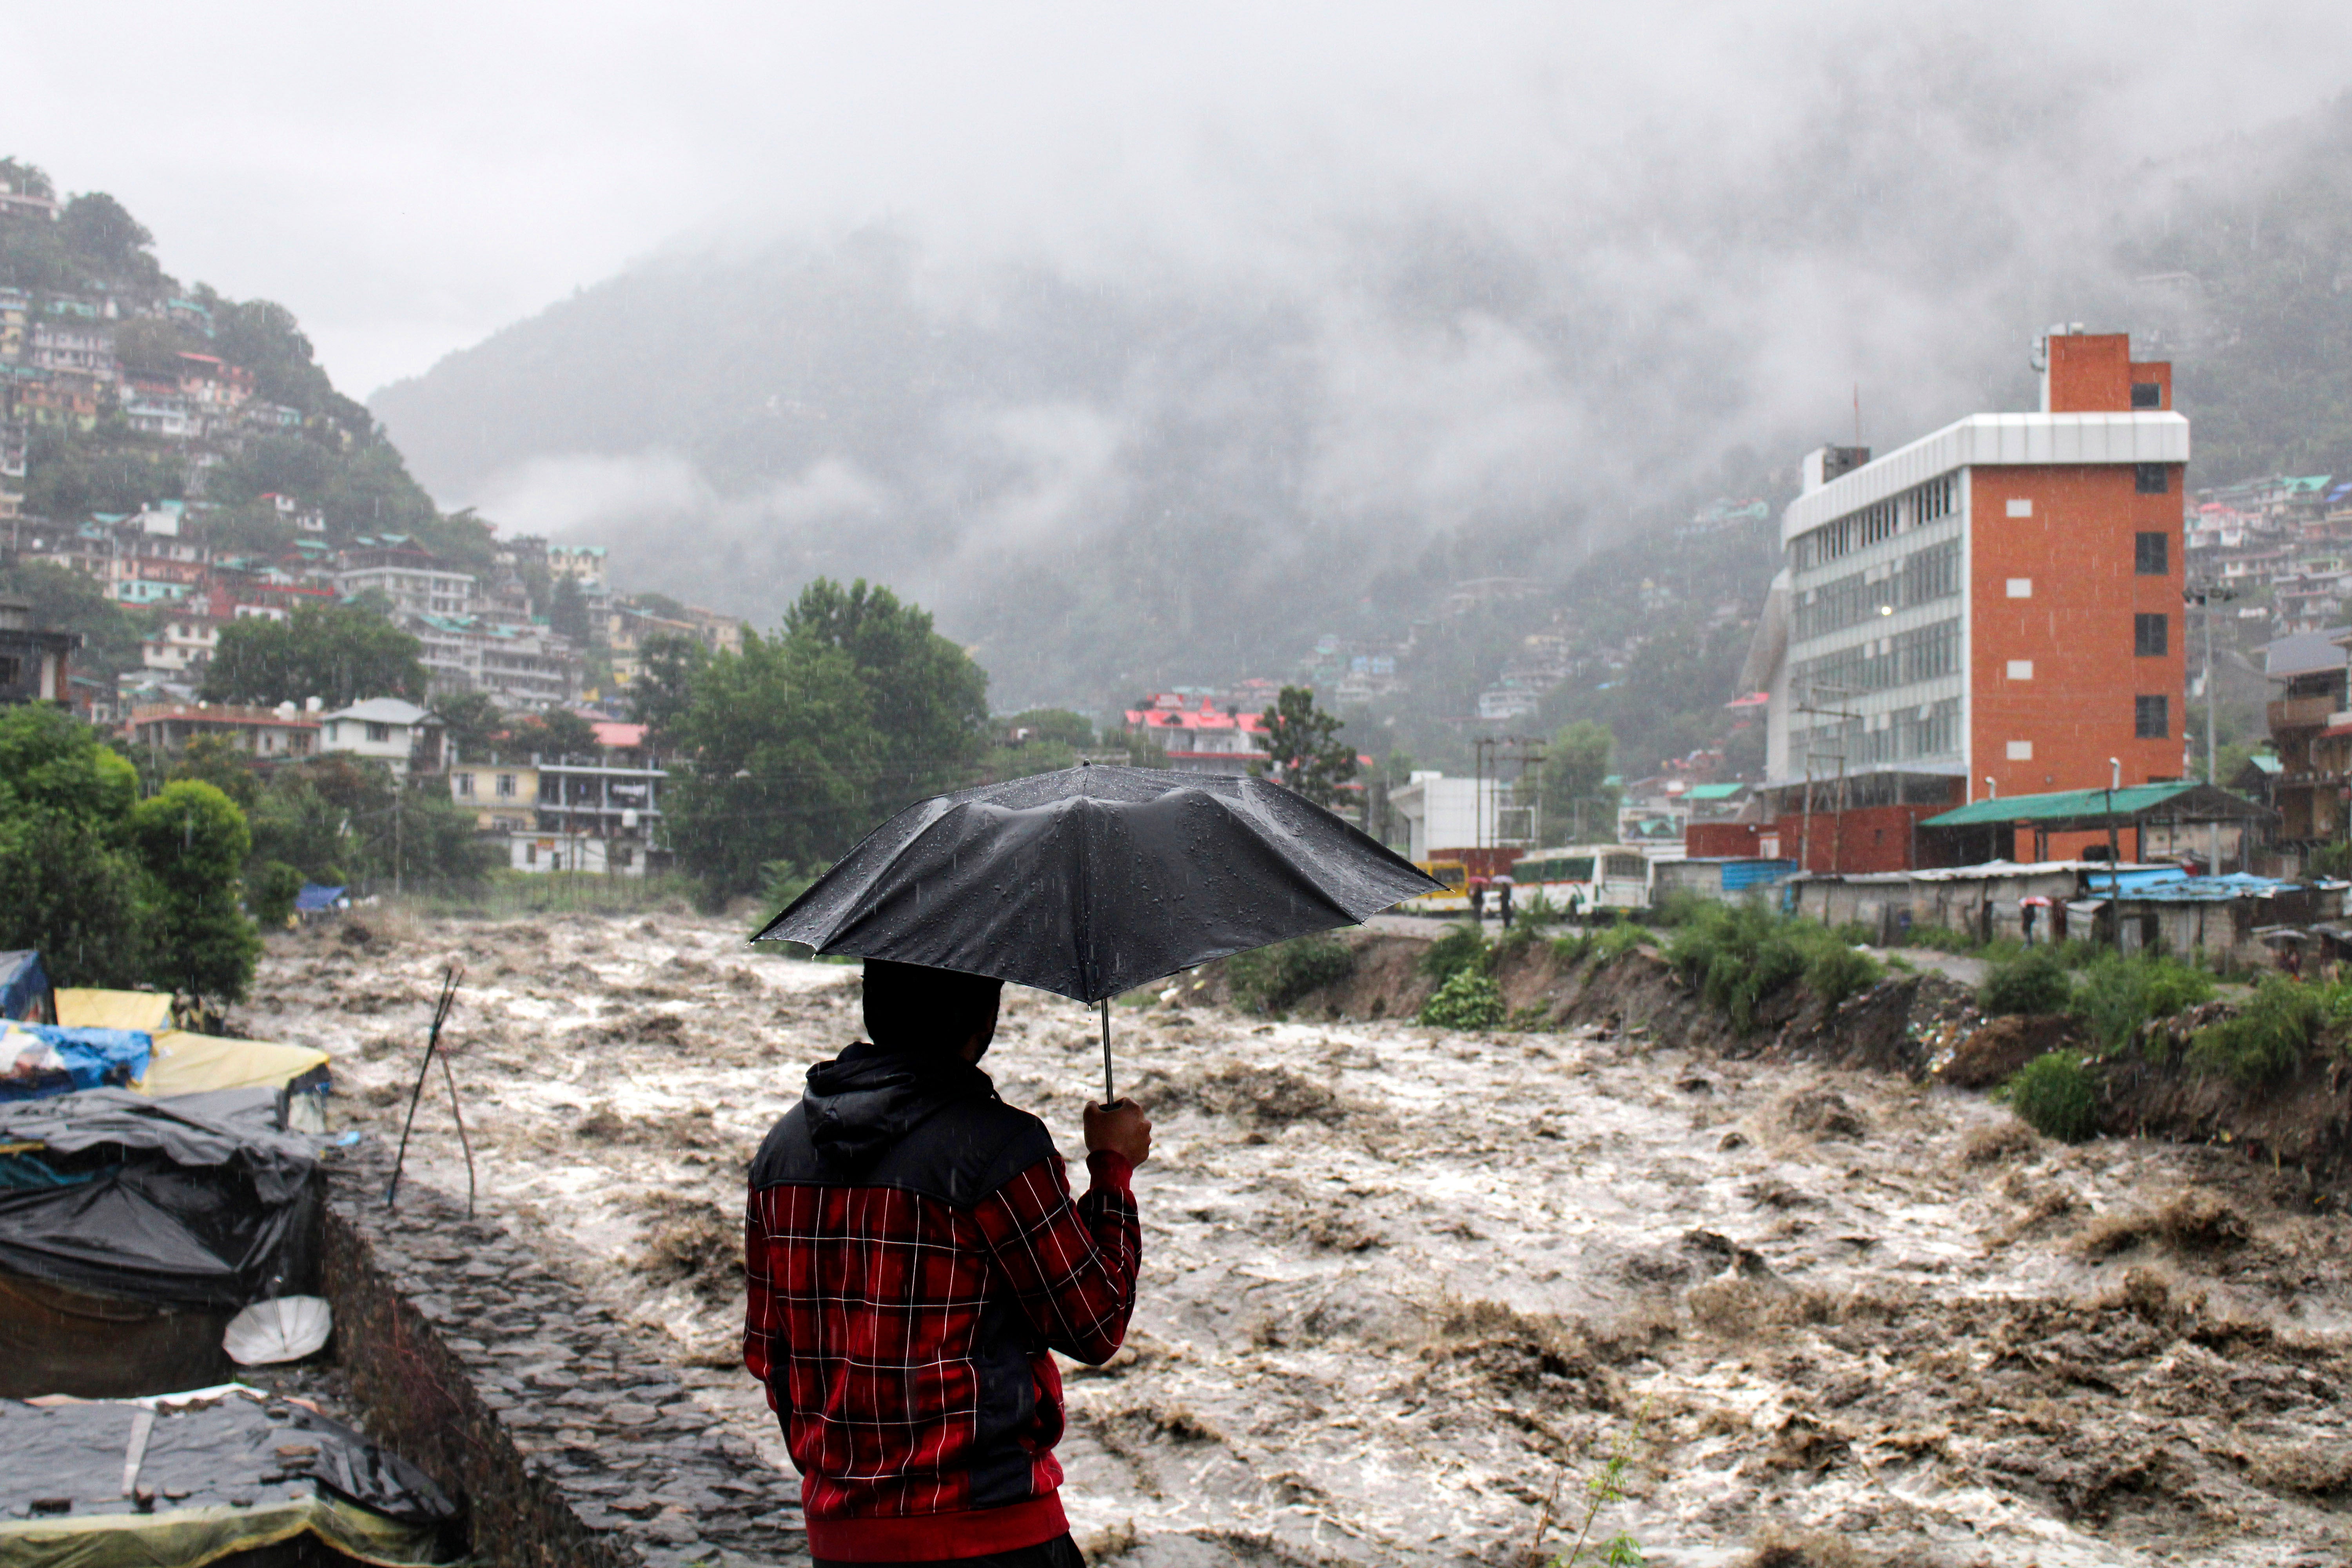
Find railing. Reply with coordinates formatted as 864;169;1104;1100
2269;694;2338;731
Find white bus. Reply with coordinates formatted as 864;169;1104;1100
1508;846;1655;918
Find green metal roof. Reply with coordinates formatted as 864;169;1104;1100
1681;783;1748;800
1922;781;2270;830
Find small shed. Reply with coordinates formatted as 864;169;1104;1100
1653;857;1797;905
1919;782;2276;867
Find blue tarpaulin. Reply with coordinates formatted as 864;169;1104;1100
1;1024;154;1100
0;951;47;1021
293;884;346;913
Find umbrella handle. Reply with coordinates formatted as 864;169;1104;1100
1100;998;1114;1103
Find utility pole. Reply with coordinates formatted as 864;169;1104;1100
393;788;403;898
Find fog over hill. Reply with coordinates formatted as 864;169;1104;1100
370;11;2352;711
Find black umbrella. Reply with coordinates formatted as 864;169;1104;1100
753;764;1440;1097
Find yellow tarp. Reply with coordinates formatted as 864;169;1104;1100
0;1494;452;1567
136;1032;330;1098
51;989;173;1033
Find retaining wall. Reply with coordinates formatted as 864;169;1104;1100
318;1144;807;1567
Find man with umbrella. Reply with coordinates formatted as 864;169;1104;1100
744;958;1148;1568
745;764;1436;1566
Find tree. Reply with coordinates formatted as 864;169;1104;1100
168;734;259;809
1542;720;1619;844
0;705;149;989
1254;686;1358;808
665;630;879;897
1003;708;1095;749
526;708;601;761
431;690;508;762
58;192;162;287
631;633;710;747
203;603;426;709
549;573;591;643
129;781;260;1003
784;579;989;810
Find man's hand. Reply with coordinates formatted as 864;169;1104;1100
1083;1098;1152;1168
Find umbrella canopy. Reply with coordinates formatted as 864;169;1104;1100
754;765;1440;1004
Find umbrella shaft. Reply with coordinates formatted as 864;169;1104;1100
1100;998;1113;1103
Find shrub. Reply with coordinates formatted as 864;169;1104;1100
2003;1051;2099;1142
2189;976;2318;1084
1420;923;1491;985
1663;901;1871;1034
1979;948;2072;1017
1419;968;1505;1030
1804;943;1883;1011
2073;951;2216;1055
1226;933;1356;1015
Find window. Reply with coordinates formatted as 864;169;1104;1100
365;722;391;743
455;772;475;798
0;656;17;687
496;773;516;798
2135;532;2169;575
2135;613;2169;657
2136;463;2169;495
2136;695;2169;738
2131;381;2161;409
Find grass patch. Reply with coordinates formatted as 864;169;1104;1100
1419;968;1506;1029
1225;933;1356;1015
2188;975;2318;1084
2002;1050;2099;1142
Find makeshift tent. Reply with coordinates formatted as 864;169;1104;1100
54;988;174;1033
2;1024;152;1101
292;884;345;913
0;1089;321;1398
0;1387;460;1566
0;953;47;1024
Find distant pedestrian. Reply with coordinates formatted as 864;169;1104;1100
1497;881;1515;931
2283;942;2304;980
1469;886;1486;924
2019;901;2037;945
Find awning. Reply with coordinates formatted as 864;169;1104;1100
2065;899;2108;916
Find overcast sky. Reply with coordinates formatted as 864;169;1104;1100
9;2;2352;401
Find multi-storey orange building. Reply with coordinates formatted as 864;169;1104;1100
1753;330;2189;869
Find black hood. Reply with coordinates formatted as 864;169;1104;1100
802;1042;997;1172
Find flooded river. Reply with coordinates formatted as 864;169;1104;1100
248;910;2352;1567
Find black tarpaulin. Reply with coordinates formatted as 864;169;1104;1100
0;1090;319;1309
755;765;1440;1003
0;1389;459;1564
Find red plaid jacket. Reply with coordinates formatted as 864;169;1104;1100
745;1048;1140;1563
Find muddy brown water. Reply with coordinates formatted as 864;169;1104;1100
248;912;2352;1567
